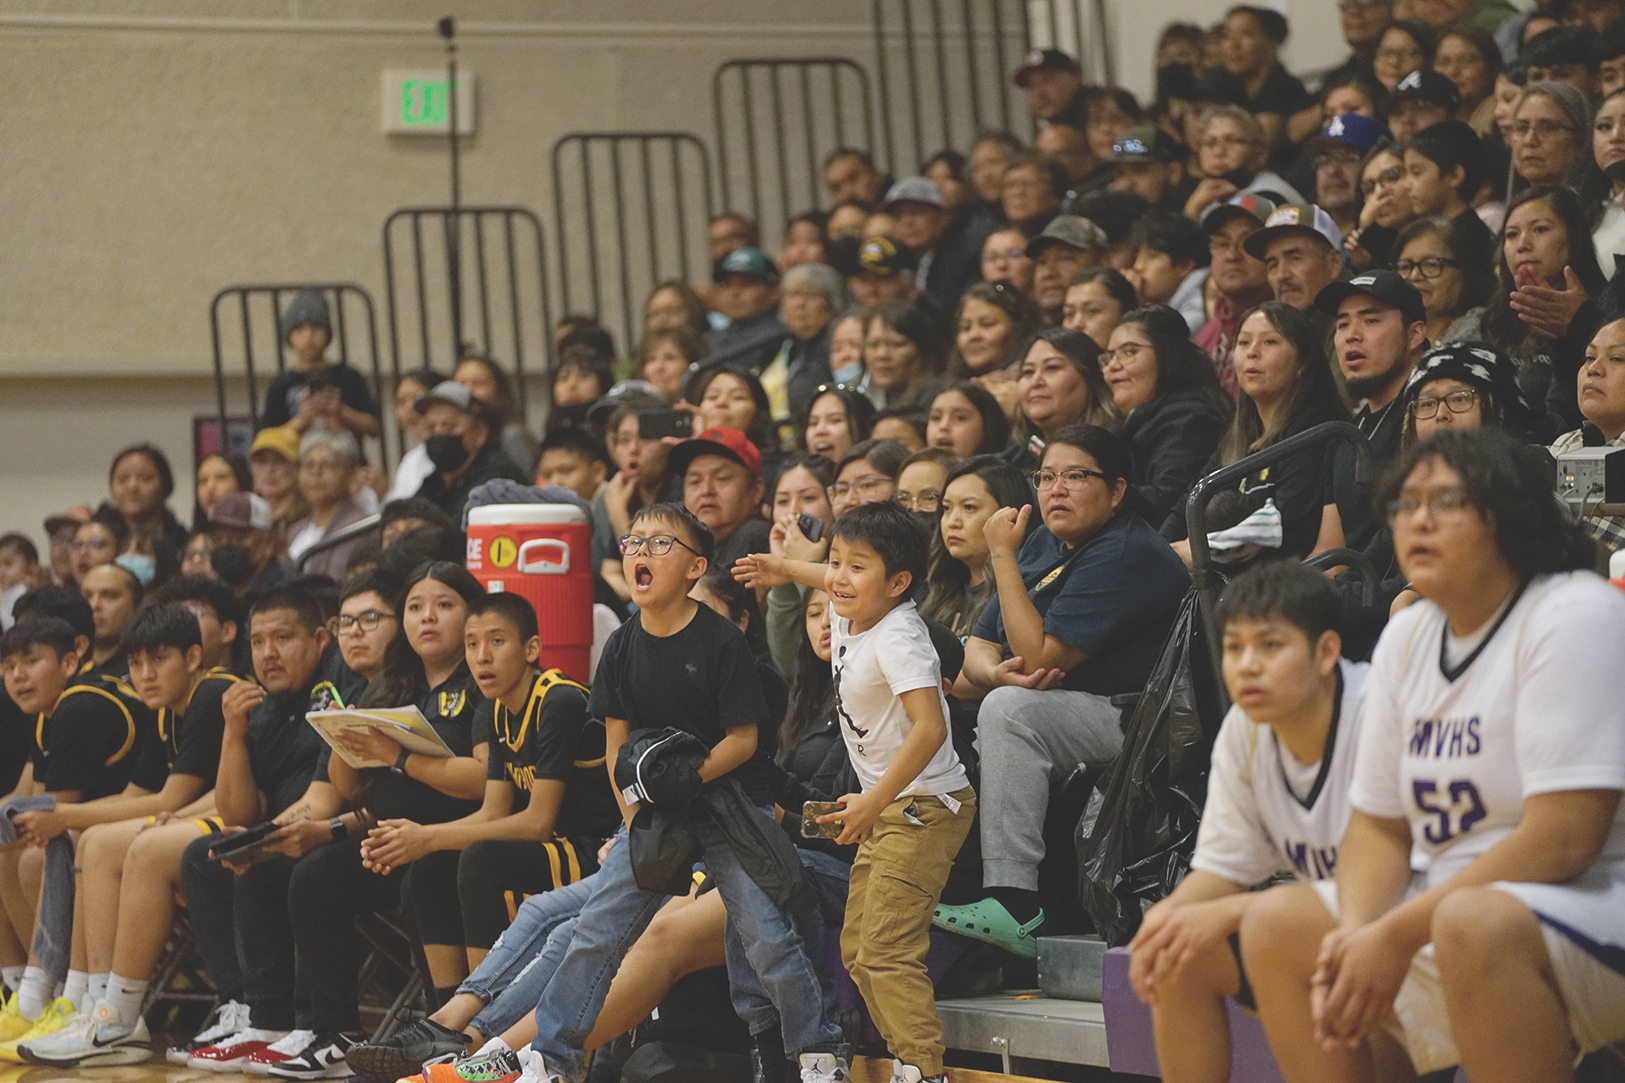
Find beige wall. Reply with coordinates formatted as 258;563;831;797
0;0;1342;552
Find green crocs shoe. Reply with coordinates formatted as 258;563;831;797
932;897;1044;959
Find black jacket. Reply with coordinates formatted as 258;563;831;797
416;442;529;524
616;728;806;904
1121;387;1230;528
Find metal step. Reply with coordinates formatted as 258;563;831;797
937;991;1110;1069
1035;934;1107;1002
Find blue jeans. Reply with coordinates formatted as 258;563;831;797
530;816;842;1081
725;848;851;1038
457;874;596;1039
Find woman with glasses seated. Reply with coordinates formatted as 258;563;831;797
1446;185;1607;439
1101;305;1233;529
827;438;909;520
1394;216;1496;345
892;447;960;527
1508;81;1590;190
938;425;1189;957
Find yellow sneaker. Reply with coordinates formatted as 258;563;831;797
0;998;79;1063
0;996;26;1044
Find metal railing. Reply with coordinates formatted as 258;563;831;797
381;206;553;449
713;57;874;240
1184;420;1376;695
550;132;715;360
870;0;1111;173
208;283;386;465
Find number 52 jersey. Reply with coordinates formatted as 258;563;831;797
1350;571;1625;888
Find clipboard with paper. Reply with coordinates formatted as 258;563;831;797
306;706;456;769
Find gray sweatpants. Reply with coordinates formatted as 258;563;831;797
975;686;1125;892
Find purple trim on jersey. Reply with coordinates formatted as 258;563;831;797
1534;912;1625;978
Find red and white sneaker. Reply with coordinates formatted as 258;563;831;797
168;1000;252;1065
241;1029;318;1076
187;1028;290;1072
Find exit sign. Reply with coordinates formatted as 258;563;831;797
382;70;476;135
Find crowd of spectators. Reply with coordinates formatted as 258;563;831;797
2;5;1625;1082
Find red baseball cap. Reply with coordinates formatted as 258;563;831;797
667;427;762;480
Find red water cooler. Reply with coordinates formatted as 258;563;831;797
466;504;594;683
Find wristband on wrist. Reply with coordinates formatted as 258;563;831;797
392;749;411;777
329;817;346;842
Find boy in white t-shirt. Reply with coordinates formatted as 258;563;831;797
1127;562;1368;1083
736;502;975;1083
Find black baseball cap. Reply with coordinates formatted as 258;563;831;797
1014;49;1082;87
1314;270;1426;326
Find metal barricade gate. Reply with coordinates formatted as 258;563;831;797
550;132;714;360
871;0;1110;174
208;283;386;465
381;206;553;445
713;58;874;241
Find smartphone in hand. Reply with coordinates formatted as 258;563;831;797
801;801;845;839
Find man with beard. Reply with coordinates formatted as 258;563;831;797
1316;270;1428;549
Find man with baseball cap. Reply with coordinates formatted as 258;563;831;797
1317;270;1429;549
850;235;927;314
1014;48;1086;127
1383;69;1460;140
705;246;789;375
1195;194;1277;394
413;381;528;523
884;177;981;312
1245;203;1347;313
1109;123;1192;209
1027;215;1108;324
668;428;770;569
1307;114;1391;236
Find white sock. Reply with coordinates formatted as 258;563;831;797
104;974;148;1026
18;967;51;1020
88;973;108;1004
474;1036;511;1056
62;970;89;1010
0;965;22;996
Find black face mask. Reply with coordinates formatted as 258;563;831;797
547;402;592;432
426;433;471;472
211;543;255;588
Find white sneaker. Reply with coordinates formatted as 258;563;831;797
19;1002;152;1067
515;1047;562;1083
889;1059;905;1083
799;1051;849;1083
187;1027;292;1072
170;999;252;1064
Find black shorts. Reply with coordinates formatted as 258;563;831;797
1226;932;1258;1012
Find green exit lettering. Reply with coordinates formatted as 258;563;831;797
400;78;459;127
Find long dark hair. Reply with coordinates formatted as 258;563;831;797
920;456;1035;636
932;382;1013;454
1219;301;1344;465
695;566;769;660
1017;327;1122;438
1115;304;1232;413
456;353;522;433
191;453;252;534
686;365;778;454
777;588;835;764
1482;185;1606;353
362;561;483;709
869;300;950;378
1376;428;1595;577
951;281;1043;377
797;385;876;452
1394;215;1496;321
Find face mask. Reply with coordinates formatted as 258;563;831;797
114;553;156;585
547;403;592;432
426;433;470;472
211;543;255;587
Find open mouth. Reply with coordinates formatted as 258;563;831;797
633;562;654;590
475;670;497;685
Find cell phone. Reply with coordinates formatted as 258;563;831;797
638;410;691;441
801;801;845;839
796;513;825;543
1028;434;1047;457
207;821;280;864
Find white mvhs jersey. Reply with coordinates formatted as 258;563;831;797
1351;572;1625;888
1193;658;1369;887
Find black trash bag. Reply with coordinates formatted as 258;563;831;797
1076;587;1226;946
